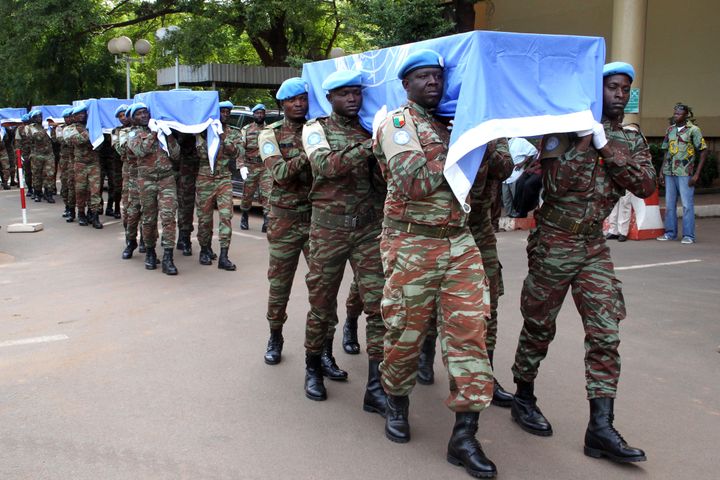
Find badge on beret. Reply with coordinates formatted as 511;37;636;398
544;136;559;151
262;142;276;155
393;131;410;145
392;114;405;128
307;132;322;146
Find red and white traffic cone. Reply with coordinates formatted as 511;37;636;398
6;149;43;233
627;189;664;240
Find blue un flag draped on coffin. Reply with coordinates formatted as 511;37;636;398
302;30;605;211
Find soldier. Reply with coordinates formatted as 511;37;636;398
27;110;56;203
238;103;269;232
66;104;103;229
341;279;363;354
258;78;313;367
373;50;496;478
0;126;11;189
54;108;74;217
175;131;199;257
510;62;654;464
111;104;138;259
300;70;387;409
127;103;181;275
61;109;78;222
106;106;128;219
16;114;33;197
195;100;239;271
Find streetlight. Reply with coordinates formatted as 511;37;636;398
155;26;181;89
107;36;152;99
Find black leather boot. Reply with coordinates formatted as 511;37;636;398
26;187;34;197
161;248;178;275
66;208;76;223
385;395;410;443
264;329;284;365
138;235;146;253
417;334;436;385
122;239;138;260
113;200;121;219
217;247;236;271
1;182;9;190
320;338;348;381
33;190;42;202
91;211;103;229
105;204;114;216
584;398;646;463
176;234;187;251
488;351;513;408
363;359;387;417
511;381;553;436
208;246;218;260
62;206;70;218
199;245;213;265
304;353;327;401
78;209;88;226
447;412;497;478
144;248;157;270
261;213;268;233
45;189;55;203
240;211;249;230
342;315;360;354
181;232;192;256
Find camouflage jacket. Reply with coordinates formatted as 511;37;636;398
127;126;180;177
539;118;656;233
661;121;707;177
302;112;383;215
65;123;98;164
238;121;266;167
373;101;466;227
15;125;31;156
112;126;132;161
468;138;513;214
52;124;72;158
196;124;241;179
259;118;312;211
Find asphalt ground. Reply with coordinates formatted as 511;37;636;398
1;186;718;480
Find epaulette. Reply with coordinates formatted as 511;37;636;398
622;122;648;144
268;119;284;130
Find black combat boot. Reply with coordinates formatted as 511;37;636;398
113;200;121;219
176;233;187;251
144;248;157;270
208;246;218;260
161;248;178;275
66;208;76;223
320;338;348;381
363;359;387;417
26;187;33;197
240;210;249;230
264;328;284;365
584;398;646;463
122;238;138;260
138;235;146;253
199;245;213;265
511;380;553;436
261;213;268;233
342;315;360;354
44;189;55;203
417;334;436;385
1;182;9;190
385;395;410;443
33;190;42;202
62;206;70;218
488;351;513;408
105;203;114;216
78;209;89;226
91;211;103;229
447;412;497;478
304;353;327;401
217;247;236;271
181;232;192;256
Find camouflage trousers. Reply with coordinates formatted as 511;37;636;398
265;210;310;330
31;153;56;193
59;153;75;207
22;156;32;190
122;165;142;241
380;228;493;412
74;161;102;212
110;156;123;204
176;159;199;234
241;162;271;213
195;175;233;249
304;220;386;359
138;173;177;249
346;279;364;318
0;148;11;185
512;227;626;399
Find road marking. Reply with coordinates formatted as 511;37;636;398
0;334;69;348
616;259;702;271
103;220;122;226
232;231;266;241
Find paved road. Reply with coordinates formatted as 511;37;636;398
1;187;718;480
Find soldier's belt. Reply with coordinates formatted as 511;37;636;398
271;205;311;222
536;207;602;236
383;218;465;239
312;208;377;231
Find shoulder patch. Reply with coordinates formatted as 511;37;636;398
378;112;422;160
302;121;330;157
269;119;284;130
392;113;406;128
258;129;281;161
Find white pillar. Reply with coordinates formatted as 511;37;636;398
611;0;647;125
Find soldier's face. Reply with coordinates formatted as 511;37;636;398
327;86;362;118
118;113;130;126
253;110;266;123
220;108;231;124
672;108;688;125
32;115;42;124
76;111;88;124
602;74;631;120
133;109;150;126
282;94;309;122
403;67;444;109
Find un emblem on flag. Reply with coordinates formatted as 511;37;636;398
262;142;276;155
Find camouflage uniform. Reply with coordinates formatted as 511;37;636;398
176;135;200;238
27;123;56;194
259;118;312;331
345;279;364;319
106;130;124;215
15;125;32;191
239;121;271;213
54;125;74;207
114;125;141;240
302;112;386;359
66;123;102;213
0;131;10;187
512;121;656;399
195;126;240;249
128;127;180;249
61;125;77;209
374;101;493;412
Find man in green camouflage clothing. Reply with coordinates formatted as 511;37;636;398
53;109;74;218
510;62;655;464
301;70;386;409
258;78;313;369
373;50;497;478
127;103;181;275
238;104;270;232
66;104;103;229
195;100;239;271
175;132;199;256
27;110;55;203
16;115;33;197
1;127;13;189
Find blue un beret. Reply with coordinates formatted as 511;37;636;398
62;108;73;117
29;109;42;118
251;103;266;113
603;62;635;82
219;100;234;110
115;104;129;117
322;70;362;93
21;114;30;122
129;102;148;118
398;49;444;79
276;77;308;101
72;103;88;115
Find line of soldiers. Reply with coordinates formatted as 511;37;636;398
256;53;654;478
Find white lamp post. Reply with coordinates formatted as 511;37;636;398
155;26;181;89
108;36;152;99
